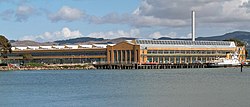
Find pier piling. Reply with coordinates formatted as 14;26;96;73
93;63;209;70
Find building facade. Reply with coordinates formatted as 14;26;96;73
6;45;107;64
106;40;245;64
2;40;246;65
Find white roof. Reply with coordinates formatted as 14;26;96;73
27;46;40;50
93;44;108;48
107;44;116;46
39;46;53;49
52;46;65;49
79;45;92;48
65;45;79;49
14;47;27;50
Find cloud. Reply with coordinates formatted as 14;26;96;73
21;28;142;42
48;6;85;22
0;5;37;22
149;32;177;39
89;13;130;24
21;27;82;42
136;0;250;26
86;29;141;39
89;13;187;27
88;0;250;28
15;5;36;22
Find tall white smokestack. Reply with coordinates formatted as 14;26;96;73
192;11;196;41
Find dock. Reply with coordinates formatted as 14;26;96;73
94;63;208;69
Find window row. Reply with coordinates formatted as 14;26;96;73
136;40;231;46
147;50;231;54
8;51;107;57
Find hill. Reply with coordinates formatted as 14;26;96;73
11;31;250;47
54;37;105;45
197;31;250;43
10;40;55;47
158;31;250;47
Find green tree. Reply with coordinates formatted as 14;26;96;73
0;35;12;59
224;38;246;46
22;53;33;61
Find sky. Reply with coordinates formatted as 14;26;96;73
0;0;250;42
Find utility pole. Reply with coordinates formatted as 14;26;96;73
241;63;243;72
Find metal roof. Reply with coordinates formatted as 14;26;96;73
135;40;236;49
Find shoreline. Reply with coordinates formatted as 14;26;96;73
1;64;249;71
0;64;96;71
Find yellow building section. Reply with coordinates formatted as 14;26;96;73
3;40;247;65
5;48;107;64
140;48;238;64
106;40;245;64
107;41;140;64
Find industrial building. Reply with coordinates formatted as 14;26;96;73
3;39;246;65
107;40;245;64
6;44;109;64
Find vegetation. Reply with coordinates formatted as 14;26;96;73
224;38;246;46
0;35;12;58
224;38;248;58
22;53;33;61
24;62;45;67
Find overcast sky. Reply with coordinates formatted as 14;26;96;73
0;0;250;42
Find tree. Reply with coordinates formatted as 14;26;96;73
224;38;248;59
20;53;33;66
0;35;12;59
224;38;246;46
22;53;33;61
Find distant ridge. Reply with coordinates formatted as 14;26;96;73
10;40;55;47
54;37;105;45
54;37;137;45
158;31;250;46
11;31;250;47
197;31;250;42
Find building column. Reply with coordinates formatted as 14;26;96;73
129;50;132;64
116;50;119;63
134;50;137;63
125;50;128;64
111;50;114;64
120;50;123;63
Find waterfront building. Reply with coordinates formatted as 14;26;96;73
2;40;246;65
107;40;246;64
6;44;108;64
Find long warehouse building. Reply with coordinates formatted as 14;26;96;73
4;40;246;65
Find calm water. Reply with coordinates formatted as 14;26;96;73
0;68;250;107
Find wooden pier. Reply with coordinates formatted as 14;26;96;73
94;63;208;69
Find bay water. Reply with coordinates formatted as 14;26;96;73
0;68;250;107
